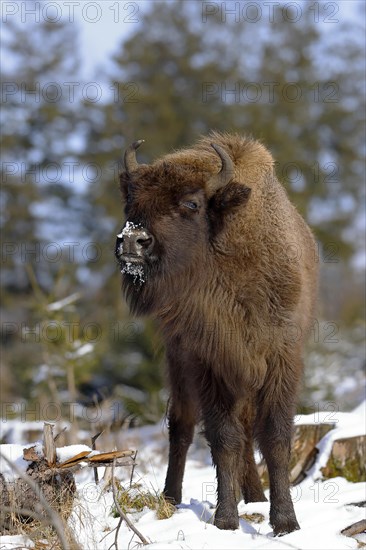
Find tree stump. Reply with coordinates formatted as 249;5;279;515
0;423;76;533
321;435;366;482
0;424;136;534
257;423;335;486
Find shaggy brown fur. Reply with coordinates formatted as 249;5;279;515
116;132;318;536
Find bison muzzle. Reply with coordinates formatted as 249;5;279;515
115;132;318;536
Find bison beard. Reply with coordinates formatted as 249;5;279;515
115;132;318;536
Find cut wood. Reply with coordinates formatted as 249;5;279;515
88;450;135;462
57;450;91;468
57;449;136;469
43;422;57;466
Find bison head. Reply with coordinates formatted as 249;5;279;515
115;140;251;313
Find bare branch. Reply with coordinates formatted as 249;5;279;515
129;450;138;489
54;426;68;442
111;458;149;546
91;431;104;485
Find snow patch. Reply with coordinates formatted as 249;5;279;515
0;535;35;548
56;444;92;463
0;443;42;482
118;221;142;239
1;404;365;549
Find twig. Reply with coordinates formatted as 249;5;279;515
86;460;135;468
36;460;134;477
91;431;104;445
85;460;133;470
113;517;124;550
128;531;142;550
0;451;81;550
111;458;149;546
54;426;68;442
99;523;117;544
105;517;124;550
129;450;138;488
91;430;103;485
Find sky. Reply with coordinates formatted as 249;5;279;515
72;1;151;78
2;1;363;78
69;0;363;78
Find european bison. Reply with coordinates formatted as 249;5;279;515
115;132;318;536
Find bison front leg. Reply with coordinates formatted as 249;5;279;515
204;412;243;530
163;402;196;505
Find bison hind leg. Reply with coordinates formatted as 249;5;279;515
239;444;267;503
239;401;267;503
256;382;301;536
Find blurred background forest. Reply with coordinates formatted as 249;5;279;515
1;0;365;440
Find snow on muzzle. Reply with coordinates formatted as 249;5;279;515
116;221;154;284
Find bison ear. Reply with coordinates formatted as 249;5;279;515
209;182;251;212
208;183;251;236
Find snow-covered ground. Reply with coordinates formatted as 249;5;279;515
0;403;365;550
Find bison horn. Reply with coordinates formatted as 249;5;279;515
124;139;145;174
207;143;235;192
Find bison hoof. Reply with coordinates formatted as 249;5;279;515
271;514;300;536
214;510;239;531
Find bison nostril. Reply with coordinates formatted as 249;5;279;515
117;228;154;257
137;237;153;248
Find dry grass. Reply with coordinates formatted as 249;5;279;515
239;512;265;524
1;476;79;549
1;509;75;550
114;482;176;520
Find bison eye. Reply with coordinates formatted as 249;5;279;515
182;200;198;210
